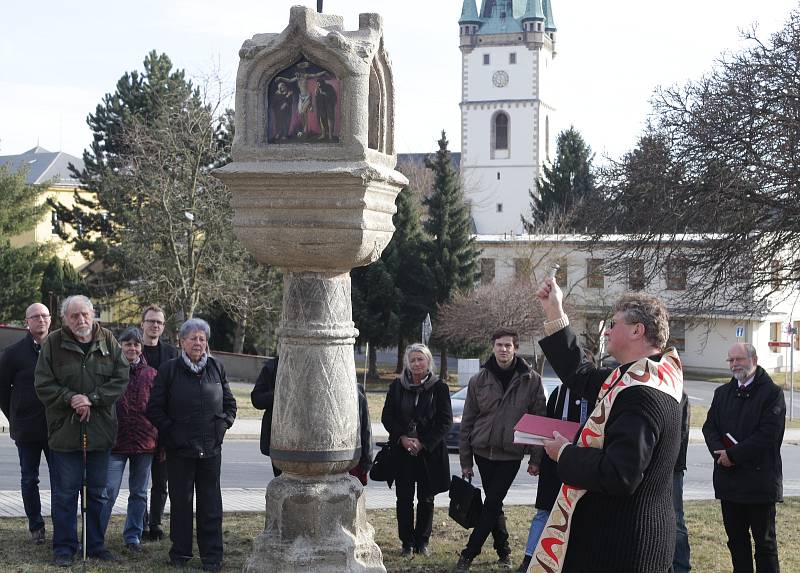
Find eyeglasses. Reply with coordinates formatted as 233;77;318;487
143;319;165;326
26;314;51;321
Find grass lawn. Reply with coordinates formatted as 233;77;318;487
1;499;797;572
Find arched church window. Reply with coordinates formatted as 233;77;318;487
495;113;509;149
491;112;510;159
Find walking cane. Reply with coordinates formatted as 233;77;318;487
81;422;88;565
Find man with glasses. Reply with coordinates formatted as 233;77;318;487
0;303;53;544
532;278;683;573
139;305;177;541
703;343;784;573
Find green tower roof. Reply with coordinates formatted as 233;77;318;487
543;0;556;30
521;0;545;21
459;0;480;23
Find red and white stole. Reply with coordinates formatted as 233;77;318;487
528;349;683;573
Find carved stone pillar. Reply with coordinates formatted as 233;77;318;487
214;7;406;572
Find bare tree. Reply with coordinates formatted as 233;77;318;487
580;10;800;315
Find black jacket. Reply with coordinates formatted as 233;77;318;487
675;392;690;472
0;333;48;443
382;375;453;495
251;357;278;456
535;384;584;511
540;326;681;573
702;366;785;503
141;340;178;371
146;355;237;459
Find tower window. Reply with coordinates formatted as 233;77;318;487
483;54;490;65
509;53;516;64
496;203;503;213
491;111;510;159
497;172;501;180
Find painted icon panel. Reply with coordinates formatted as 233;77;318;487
267;57;340;143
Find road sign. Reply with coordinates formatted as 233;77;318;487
767;341;790;348
735;326;745;338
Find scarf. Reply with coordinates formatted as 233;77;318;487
528;348;683;573
181;350;208;374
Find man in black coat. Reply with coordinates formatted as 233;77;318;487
139;304;178;542
702;342;785;573
673;392;692;573
251;357;280;476
0;303;52;544
534;278;682;573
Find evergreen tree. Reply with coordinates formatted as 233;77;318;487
0;165;48;322
522;126;596;231
40;257;88;324
423;131;480;378
351;260;400;378
381;186;436;372
51;51;200;296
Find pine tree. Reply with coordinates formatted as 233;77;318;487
40;257;88;324
381;186;436;372
423;131;480;377
522;126;596;231
0;165;48;322
50;51;200;296
351;260;401;378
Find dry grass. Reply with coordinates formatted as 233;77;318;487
1;499;797;572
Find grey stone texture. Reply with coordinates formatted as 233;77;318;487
214;6;406;572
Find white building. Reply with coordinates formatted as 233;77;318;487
477;234;800;376
459;0;558;234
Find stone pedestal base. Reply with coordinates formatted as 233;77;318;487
244;474;385;573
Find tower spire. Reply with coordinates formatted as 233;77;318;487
543;0;556;31
459;0;480;23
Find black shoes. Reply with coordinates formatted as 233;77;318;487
202;563;222;572
53;554;74;568
515;554;533;572
452;554;473;572
29;526;45;545
89;549;122;562
149;524;165;541
170;557;188;568
414;543;430;556
400;543;414;558
126;542;143;553
498;552;513;569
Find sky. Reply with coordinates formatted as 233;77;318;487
1;0;798;163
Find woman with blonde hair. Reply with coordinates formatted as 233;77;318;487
381;343;452;557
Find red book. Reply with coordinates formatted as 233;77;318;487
721;433;738;449
513;414;581;446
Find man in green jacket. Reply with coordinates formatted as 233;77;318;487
35;295;129;567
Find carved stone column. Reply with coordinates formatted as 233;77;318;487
214;7;406;572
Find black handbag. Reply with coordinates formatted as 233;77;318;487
368;442;396;487
448;475;483;529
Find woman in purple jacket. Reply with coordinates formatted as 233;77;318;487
99;327;158;552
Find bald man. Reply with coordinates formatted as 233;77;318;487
0;303;53;544
703;342;785;573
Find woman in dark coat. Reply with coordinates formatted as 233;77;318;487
146;318;236;572
100;327;158;551
381;343;452;557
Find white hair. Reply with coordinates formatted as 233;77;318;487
60;295;94;318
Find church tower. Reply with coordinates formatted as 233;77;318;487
459;0;557;234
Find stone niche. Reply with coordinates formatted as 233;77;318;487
218;7;406;273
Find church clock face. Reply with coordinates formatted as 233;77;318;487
492;70;509;87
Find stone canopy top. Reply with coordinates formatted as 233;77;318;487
230;5;397;164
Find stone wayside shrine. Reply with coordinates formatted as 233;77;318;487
214;6;406;572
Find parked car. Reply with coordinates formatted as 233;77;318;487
445;376;560;451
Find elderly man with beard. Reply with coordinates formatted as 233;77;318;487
35;295;129;568
703;342;785;573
